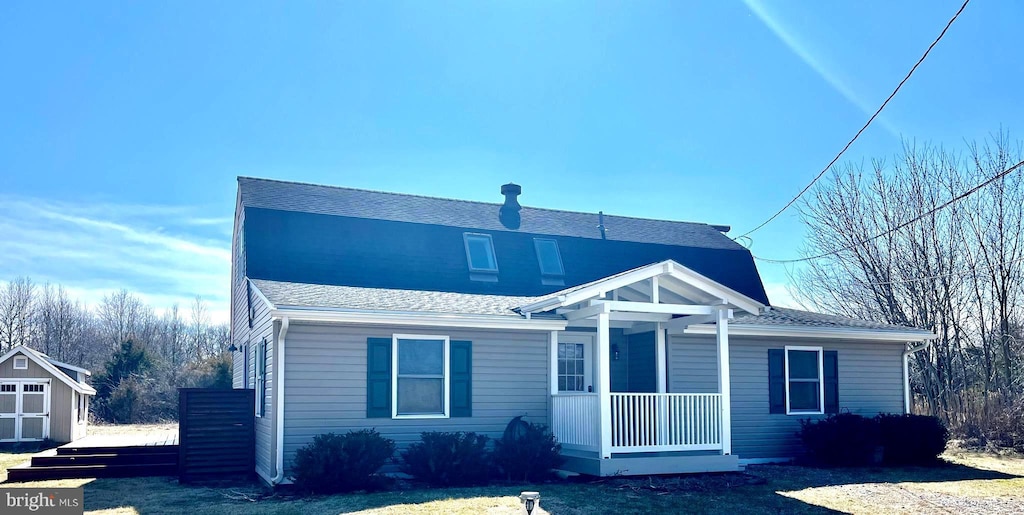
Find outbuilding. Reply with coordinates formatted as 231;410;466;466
0;345;95;443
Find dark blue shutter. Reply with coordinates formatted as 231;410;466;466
450;340;472;417
824;350;839;414
768;349;785;414
367;337;392;418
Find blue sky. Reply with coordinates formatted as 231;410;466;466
1;1;1021;322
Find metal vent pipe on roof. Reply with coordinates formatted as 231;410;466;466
499;183;522;229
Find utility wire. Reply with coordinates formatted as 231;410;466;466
734;0;971;241
754;158;1024;264
847;255;1024;287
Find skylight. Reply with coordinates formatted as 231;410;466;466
534;238;564;276
463;233;498;273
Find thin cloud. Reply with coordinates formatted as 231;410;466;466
0;195;232;323
742;0;900;137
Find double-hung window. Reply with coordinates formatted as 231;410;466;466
393;335;449;418
785;346;824;414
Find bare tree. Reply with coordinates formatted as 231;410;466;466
190;296;209;360
98;289;144;347
0;277;36;352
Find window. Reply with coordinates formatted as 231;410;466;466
557;342;590;392
393;335;449;418
785;346;824;414
23;384;44;393
78;393;87;423
13;357;27;370
463;233;498;273
243;342;250;389
256;338;267;417
0;384;15;393
534;238;564;277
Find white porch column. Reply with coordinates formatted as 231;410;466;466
655;322;667;393
549;331;559;396
716;308;732;455
597;311;613;459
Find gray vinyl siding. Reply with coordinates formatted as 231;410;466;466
230;189;247;390
282;323;550;474
0;353;80;443
668;335;906;460
229;190;277;479
668;336;719;393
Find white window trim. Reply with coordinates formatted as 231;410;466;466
13;356;28;370
463;233;499;273
255;339;267;418
392;334;450;420
533;238;565;277
784;345;825;415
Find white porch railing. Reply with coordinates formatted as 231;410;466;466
610;393;723;452
552;392;724;454
551;393;600;451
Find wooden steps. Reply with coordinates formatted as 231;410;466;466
6;444;178;482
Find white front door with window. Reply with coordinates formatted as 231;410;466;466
0;380;50;442
557;334;594;393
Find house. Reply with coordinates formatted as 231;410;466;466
230;177;935;483
0;345;95;444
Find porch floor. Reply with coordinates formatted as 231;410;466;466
559;449;742;477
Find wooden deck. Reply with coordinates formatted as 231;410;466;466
7;427;179;482
61;428;178;450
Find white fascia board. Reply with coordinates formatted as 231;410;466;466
270;308;567;331
248;279;277;310
683;324;938;342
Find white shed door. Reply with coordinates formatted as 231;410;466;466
0;381;50;442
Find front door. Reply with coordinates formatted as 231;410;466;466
0;381;49;442
557;334;594;393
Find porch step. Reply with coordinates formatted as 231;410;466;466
5;445;179;482
560;452;741;477
7;462;177;482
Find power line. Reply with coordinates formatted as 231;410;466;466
734;0;971;241
754;158;1024;264
849;255;1024;287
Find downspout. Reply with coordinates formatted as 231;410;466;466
271;317;290;485
903;341;930;414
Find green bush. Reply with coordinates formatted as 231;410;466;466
292;430;396;494
399;431;491;487
493;420;563;482
799;413;880;466
877;414;948;465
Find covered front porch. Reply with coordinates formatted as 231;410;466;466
519;260;765;476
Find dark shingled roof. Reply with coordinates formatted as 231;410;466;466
253;279;933;336
731;306;931;333
238;176;745;250
252;279;533;317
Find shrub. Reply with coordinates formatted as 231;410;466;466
493;419;563;482
292;430;396;494
799;413;880;466
986;398;1024;452
877;414;948;465
399;431;491;486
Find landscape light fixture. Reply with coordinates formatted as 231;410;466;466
519;491;540;515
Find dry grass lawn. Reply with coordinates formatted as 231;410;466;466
1;431;1022;514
